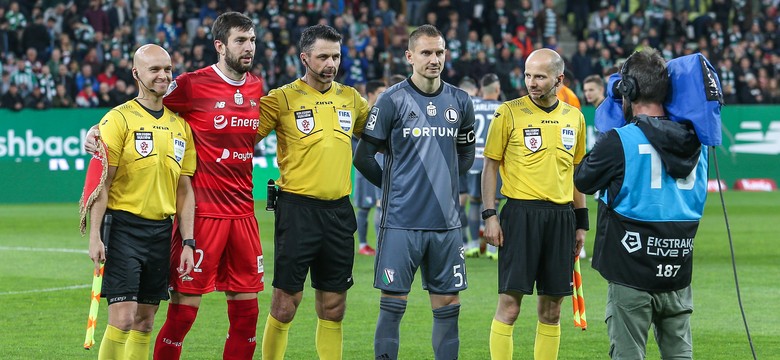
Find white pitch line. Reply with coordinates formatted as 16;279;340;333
0;284;90;296
0;246;88;254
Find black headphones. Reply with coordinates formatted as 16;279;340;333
616;52;639;102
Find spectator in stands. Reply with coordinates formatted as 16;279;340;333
108;78;133;105
51;83;74;108
84;0;110;36
1;82;24;110
535;0;559;47
10;59;36;96
588;5;610;44
76;80;99;107
512;26;534;61
739;73;765;104
76;63;99;92
22;14;50;59
571;40;594;85
594;47;614;77
108;0;131;34
37;65;56;101
97;62;118;89
24;84;50;109
97;81;113;107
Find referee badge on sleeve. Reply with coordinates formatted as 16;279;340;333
523;128;542;153
134;132;154;157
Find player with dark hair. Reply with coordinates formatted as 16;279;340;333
84;12;265;360
88;44;196;360
353;79;388;256
483;48;588;360
258;24;369;360
575;49;708;360
354;24;476;360
462;73;505;260
153;11;265;360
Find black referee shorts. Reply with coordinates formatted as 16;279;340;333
102;210;172;305
498;199;575;297
272;191;356;293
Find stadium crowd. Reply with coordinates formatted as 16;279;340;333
0;0;778;111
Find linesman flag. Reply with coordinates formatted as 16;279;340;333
79;138;108;349
572;256;587;330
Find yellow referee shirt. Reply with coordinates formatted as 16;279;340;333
258;79;369;200
483;96;585;204
99;100;197;220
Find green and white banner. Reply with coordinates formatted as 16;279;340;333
0;106;777;203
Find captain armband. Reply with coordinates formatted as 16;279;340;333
574;208;589;231
456;126;476;147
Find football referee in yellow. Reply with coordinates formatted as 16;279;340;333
256;25;368;360
88;44;197;360
481;48;589;360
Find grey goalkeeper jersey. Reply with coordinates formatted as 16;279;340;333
362;79;475;230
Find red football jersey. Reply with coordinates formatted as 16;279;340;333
164;65;264;218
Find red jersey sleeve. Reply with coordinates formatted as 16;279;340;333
164;73;192;114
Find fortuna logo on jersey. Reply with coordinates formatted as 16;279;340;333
561;128;575;150
523;128;542;152
295;109;315;134
134;132;154;157
234;90;244;105
382;268;395;285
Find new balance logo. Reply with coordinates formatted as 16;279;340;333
214;101;226;108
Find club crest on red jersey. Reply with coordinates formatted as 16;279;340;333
295;109;315;134
523;128;542;152
234;90;243;105
134;132;154;157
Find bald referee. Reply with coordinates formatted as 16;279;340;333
482;49;588;360
88;44;196;360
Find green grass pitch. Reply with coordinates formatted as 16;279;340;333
0;192;778;359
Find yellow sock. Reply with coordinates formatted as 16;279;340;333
489;319;514;360
533;321;561;360
125;330;152;360
315;318;343;360
98;325;129;360
262;314;291;360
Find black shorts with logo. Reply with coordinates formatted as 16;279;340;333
272;191;356;292
498;199;575;296
101;210;172;305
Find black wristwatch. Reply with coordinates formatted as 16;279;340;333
182;238;196;250
481;209;497;220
